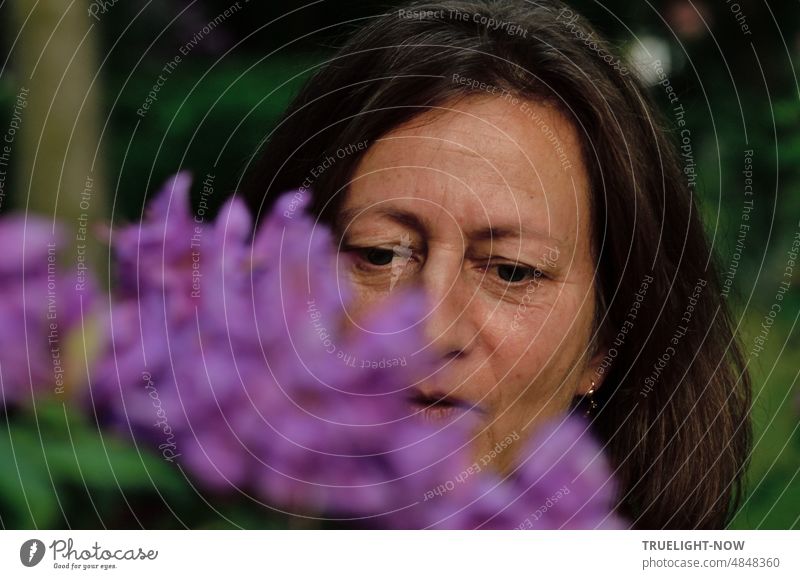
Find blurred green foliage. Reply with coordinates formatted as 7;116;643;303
730;313;800;529
0;401;290;529
106;54;320;220
0;401;186;528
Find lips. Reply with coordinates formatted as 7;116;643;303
408;388;482;422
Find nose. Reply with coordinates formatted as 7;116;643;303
418;246;478;362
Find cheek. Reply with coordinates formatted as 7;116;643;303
478;291;570;354
479;294;591;395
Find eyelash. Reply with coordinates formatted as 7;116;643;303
344;245;547;285
482;262;547;284
346;246;415;269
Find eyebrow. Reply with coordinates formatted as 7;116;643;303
337;205;567;249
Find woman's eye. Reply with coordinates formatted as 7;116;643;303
496;263;541;283
364;247;395;266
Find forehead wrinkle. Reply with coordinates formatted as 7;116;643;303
384;132;529;172
341;99;584;252
370;136;548;218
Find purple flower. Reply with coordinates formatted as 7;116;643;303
110;172;196;311
89;174;624;529
508;415;624;529
416;414;625;529
0;215;96;407
90;176;467;514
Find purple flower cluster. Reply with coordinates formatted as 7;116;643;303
0;216;93;407
84;174;624;529
424;416;625;529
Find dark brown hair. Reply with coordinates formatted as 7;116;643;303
240;0;752;529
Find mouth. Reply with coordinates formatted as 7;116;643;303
408;388;483;422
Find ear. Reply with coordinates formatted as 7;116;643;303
575;344;610;396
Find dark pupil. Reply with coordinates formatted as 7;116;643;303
366;248;394;266
498;264;527;282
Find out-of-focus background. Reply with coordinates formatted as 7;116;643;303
0;0;797;529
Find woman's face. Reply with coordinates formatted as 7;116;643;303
336;95;607;470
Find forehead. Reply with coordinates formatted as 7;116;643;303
342;95;589;246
